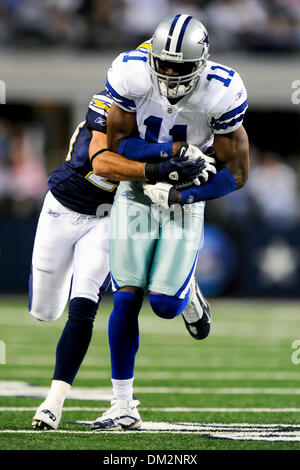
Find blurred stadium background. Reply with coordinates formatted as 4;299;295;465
1;0;300;299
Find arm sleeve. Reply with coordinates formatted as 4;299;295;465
180;168;237;205
118;138;173;162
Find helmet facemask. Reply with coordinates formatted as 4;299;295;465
149;53;207;99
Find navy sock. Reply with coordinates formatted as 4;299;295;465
149;292;189;319
109;291;143;380
53;297;98;385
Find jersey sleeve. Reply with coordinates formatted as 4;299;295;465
208;71;248;134
85;91;113;133
105;53;137;113
105;48;150;113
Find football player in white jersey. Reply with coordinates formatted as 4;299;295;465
30;88;208;430
90;15;249;431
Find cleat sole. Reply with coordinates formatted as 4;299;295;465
32;419;55;430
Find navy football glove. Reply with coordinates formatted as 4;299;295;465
145;146;206;184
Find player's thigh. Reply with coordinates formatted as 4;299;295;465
29;192;75;320
109;196;159;290
71;216;111;302
149;203;205;297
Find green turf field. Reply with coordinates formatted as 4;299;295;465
0;296;300;450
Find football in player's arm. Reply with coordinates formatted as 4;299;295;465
144;124;249;207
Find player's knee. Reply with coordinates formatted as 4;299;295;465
113;289;144;313
29;307;59;322
28;270;66;322
149;293;188;319
117;286;144;295
28;292;63;321
68;297;98;323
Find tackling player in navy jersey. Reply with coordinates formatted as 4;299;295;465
30;89;211;430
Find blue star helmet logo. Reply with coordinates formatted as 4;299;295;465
199;33;209;45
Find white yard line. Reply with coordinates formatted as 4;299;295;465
1;314;299;339
1;356;288;368
2;370;300;380
2;382;300;399
1;407;300;413
1;422;300;441
132;387;300;394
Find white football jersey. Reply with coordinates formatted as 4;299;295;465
106;42;248;152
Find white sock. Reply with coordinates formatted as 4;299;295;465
111;378;134;400
44;380;71;409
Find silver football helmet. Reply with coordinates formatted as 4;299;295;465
149;14;210;99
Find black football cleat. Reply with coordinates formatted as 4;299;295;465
182;276;211;340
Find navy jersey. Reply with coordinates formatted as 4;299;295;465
48;90;118;215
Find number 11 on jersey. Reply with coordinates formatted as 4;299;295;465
144;116;187;143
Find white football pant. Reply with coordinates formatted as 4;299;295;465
29;191;110;321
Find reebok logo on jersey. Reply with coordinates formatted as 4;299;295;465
95;116;106;126
160;151;169;158
47;209;60;217
186;195;194;204
121;191;136;200
236;89;244;101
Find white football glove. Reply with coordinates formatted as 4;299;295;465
143;182;178;209
183;144;217;184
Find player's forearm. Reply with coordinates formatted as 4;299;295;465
92;151;147;181
213;125;249;189
178;128;249;205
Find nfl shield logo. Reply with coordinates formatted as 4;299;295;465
167;107;173;114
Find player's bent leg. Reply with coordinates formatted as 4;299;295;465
181;275;211;340
91;287;143;431
148;201;209;338
149;292;189;319
32;213;111;429
29;192;76;321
